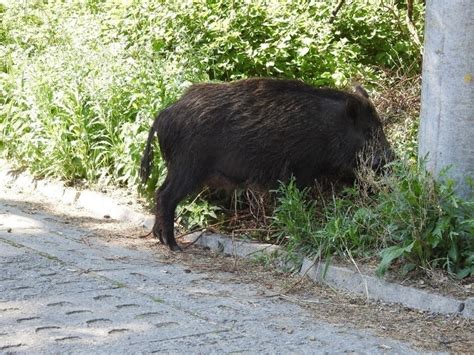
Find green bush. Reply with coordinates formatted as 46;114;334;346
0;1;203;185
332;1;424;72
1;0;423;186
273;161;474;278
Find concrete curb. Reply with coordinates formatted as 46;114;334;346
0;164;155;229
182;231;473;319
300;259;473;318
1;161;472;319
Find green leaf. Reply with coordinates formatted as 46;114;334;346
456;266;473;279
297;47;309;56
377;242;414;276
401;263;416;275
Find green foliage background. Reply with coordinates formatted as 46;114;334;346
0;0;423;186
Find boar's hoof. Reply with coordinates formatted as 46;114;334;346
169;243;182;252
152;228;164;244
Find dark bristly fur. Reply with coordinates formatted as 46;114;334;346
141;78;394;251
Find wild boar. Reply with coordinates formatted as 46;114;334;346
141;78;393;250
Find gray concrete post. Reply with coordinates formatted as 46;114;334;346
418;0;473;197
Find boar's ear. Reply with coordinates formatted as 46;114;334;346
354;85;369;99
346;97;360;122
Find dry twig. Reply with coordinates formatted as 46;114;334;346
329;0;346;24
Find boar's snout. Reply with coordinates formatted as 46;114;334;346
360;128;396;174
371;147;396;174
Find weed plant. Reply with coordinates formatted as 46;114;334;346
273;161;474;278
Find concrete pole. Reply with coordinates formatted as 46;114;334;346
418;0;473;198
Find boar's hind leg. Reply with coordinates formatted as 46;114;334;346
156;170;205;251
152;176;170;244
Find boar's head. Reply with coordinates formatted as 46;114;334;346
347;86;395;173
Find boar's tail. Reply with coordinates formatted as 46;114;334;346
140;119;159;184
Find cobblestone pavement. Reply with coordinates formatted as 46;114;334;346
0;189;417;353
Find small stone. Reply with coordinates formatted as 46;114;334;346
7;228;12;233
308;336;316;341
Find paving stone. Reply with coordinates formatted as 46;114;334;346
0;194;418;353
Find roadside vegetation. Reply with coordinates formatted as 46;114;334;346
1;0;472;278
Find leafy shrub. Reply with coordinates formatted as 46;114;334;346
332;1;424;73
122;1;423;86
375;164;474;278
273;161;474;278
0;0;203;185
0;0;424;186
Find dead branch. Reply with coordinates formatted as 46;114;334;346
405;0;422;47
329;0;346;24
